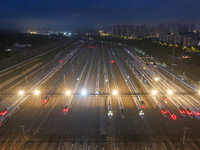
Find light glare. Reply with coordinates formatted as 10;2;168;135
113;90;118;95
81;89;86;95
19;90;24;95
66;90;71;95
35;90;40;95
152;90;157;95
167;90;173;95
154;77;160;81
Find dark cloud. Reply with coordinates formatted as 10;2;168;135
0;0;200;31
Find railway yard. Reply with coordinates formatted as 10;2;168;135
0;40;200;150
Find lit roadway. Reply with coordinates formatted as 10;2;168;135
0;41;200;149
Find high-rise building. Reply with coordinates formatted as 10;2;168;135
116;25;121;36
190;23;195;32
140;24;148;37
126;25;134;37
159;23;168;34
112;25;117;36
168;23;180;34
121;25;128;36
102;26;112;35
180;24;189;33
148;26;156;37
135;26;140;37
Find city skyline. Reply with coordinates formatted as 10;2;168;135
101;23;196;36
1;0;200;31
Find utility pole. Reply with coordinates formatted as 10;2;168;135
172;45;175;64
25;75;28;85
181;47;184;63
77;59;79;66
49;95;52;110
64;75;66;88
172;44;176;84
182;127;189;145
20;125;26;141
72;64;74;76
141;74;144;89
43;64;45;73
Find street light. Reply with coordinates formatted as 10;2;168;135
34;90;40;95
81;89;87;95
152;90;157;95
167;90;173;95
66;90;71;95
19;90;24;95
154;77;160;81
113;90;118;95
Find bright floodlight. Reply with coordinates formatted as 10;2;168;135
154;77;160;81
113;90;118;95
19;90;24;95
152;90;157;95
34;90;40;95
81;89;86;95
167;90;173;95
66;90;71;95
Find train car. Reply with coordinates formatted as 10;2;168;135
0;98;15;117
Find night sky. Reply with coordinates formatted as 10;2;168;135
0;0;200;31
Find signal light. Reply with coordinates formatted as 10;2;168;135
110;60;114;63
142;105;146;108
42;99;48;104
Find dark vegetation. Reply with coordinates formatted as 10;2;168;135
0;31;67;60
